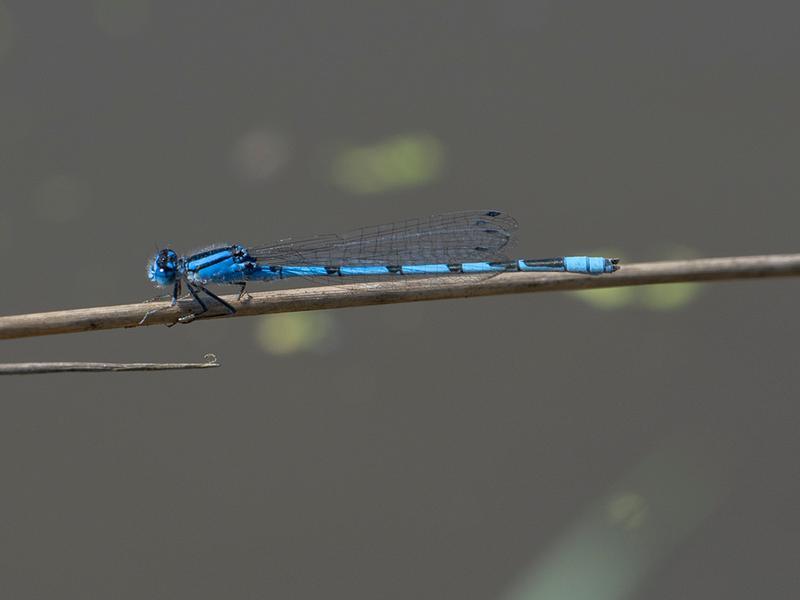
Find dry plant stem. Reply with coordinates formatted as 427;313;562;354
1;254;799;341
0;357;220;375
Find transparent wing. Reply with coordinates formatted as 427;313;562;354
248;210;518;266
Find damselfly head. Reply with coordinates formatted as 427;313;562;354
147;248;180;286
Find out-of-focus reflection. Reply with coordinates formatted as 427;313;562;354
231;129;292;183
503;431;729;600
255;312;337;356
330;133;444;194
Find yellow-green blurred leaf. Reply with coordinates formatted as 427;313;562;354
331;133;444;194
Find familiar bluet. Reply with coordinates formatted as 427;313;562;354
146;210;618;321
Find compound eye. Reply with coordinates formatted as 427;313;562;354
156;250;176;269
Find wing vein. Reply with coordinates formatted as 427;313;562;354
248;210;518;266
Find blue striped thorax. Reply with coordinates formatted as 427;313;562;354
148;245;265;288
184;245;257;284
